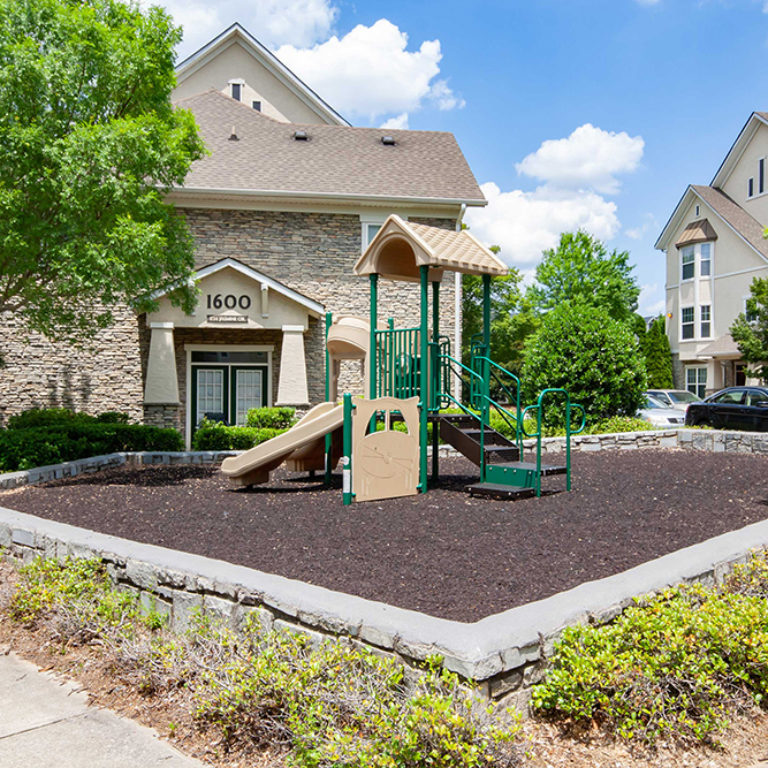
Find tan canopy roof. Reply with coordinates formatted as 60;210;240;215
697;334;741;359
675;218;718;248
354;215;508;282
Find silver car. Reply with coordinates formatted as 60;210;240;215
638;395;686;427
646;389;702;412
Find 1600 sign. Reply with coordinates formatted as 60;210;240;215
206;293;252;310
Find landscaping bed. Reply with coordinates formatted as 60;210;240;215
2;448;767;622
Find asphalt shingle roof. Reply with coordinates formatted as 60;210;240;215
692;185;768;260
174;90;486;203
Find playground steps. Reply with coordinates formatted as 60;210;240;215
465;482;536;500
438;414;568;499
437;414;520;466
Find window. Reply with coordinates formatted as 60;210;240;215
699;242;711;276
749;177;755;197
252;100;261;111
360;219;387;252
686;367;707;399
746;298;758;324
760;158;765;194
681;246;695;280
712;389;744;405
700;304;711;338
681;306;695;339
680;242;713;280
747;389;768;407
695;204;700;217
231;83;241;101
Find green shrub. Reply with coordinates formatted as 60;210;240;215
521;300;646;428
532;553;768;745
0;423;183;471
7;407;131;430
191;424;282;451
245;406;296;430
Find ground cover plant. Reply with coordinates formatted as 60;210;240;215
532;552;768;746
3;553;521;767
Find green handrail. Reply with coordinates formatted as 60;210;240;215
522;388;586;496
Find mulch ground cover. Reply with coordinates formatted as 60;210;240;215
2;448;767;622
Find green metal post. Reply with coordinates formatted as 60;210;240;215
369;274;378;400
419;266;429;492
431;280;440;485
342;393;353;505
565;396;572;492
324;312;333;485
482;274;491;427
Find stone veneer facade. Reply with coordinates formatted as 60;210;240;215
0;209;458;439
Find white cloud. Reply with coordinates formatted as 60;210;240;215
516;123;644;195
465;182;621;268
276;19;463;123
639;284;665;316
466;123;645;269
625;212;659;240
380;113;409;130
157;0;337;57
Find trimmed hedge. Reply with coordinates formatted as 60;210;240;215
245;406;296;430
0;423;183;472
7;407;131;430
191;425;282;451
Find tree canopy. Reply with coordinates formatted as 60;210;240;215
521;300;646;427
0;0;206;341
731;276;768;381
527;231;640;323
642;315;674;389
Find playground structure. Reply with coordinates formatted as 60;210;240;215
221;215;585;502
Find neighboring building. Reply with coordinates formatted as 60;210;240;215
0;24;486;444
655;112;768;396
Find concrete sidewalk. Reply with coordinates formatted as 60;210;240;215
0;651;203;767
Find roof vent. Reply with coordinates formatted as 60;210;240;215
381;135;396;145
228;125;239;141
293;130;309;141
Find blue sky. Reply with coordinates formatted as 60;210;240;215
160;0;768;316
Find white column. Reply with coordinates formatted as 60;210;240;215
276;325;309;405
143;322;180;404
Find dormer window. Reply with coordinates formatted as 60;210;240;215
231;83;241;101
227;78;245;102
252;100;261;112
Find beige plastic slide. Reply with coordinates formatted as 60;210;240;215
220;401;343;487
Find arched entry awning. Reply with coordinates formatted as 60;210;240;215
353;215;508;281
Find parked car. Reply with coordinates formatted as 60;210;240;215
646;389;702;412
685;386;768;431
637;395;686;427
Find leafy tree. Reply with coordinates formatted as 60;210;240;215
0;0;206;343
527;231;640;323
731;276;768;381
521;300;646;428
642;315;673;388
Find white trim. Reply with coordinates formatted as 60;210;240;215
171;186;487;208
185;343;274;449
149;321;174;329
713;264;768;280
151;257;324;318
280;325;305;333
176;24;349;127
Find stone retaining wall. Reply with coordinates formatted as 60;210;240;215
2;428;768;712
2;505;766;712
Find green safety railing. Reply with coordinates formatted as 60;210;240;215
521;388;586;496
374;325;421;399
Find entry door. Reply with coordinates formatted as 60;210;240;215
192;365;267;427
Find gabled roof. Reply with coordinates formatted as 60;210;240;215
354;215;507;281
711;112;768;188
173;90;486;206
175;23;349;127
152;257;324;317
655;185;768;263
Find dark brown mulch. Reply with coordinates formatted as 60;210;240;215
2;449;767;622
